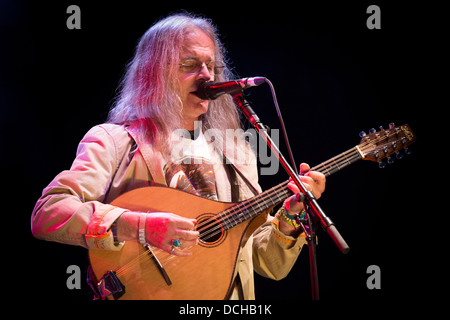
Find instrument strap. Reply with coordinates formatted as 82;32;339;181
222;152;259;200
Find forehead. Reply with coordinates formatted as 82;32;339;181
180;27;215;60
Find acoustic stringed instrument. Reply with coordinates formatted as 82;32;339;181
89;123;416;300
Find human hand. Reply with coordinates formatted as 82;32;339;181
285;163;326;214
145;212;199;256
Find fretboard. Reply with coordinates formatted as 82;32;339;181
218;146;363;230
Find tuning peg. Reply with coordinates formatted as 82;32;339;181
389;122;395;129
359;131;367;138
369;128;376;134
404;147;412;155
387;156;395;164
378;161;386;169
379;125;384;131
395;151;403;159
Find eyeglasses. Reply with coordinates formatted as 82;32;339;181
179;58;224;75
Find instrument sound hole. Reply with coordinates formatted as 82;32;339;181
196;214;227;247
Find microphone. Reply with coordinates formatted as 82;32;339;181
195;77;266;100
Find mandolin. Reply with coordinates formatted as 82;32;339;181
89;123;416;300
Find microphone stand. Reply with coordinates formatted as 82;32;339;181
232;92;350;300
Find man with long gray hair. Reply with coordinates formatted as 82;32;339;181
31;12;325;300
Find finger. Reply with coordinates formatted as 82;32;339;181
167;245;193;257
299;175;315;188
286;180;301;194
305;171;325;185
176;229;200;241
167;236;198;256
173;217;197;231
179;238;199;249
300;177;323;199
302;183;313;193
299;163;310;175
168;238;198;250
305;173;325;195
287;179;312;194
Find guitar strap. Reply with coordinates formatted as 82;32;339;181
223;159;240;202
221;151;261;300
221;152;259;201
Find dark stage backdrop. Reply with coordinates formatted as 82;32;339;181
1;0;435;307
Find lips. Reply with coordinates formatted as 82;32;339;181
190;81;208;100
190;90;203;99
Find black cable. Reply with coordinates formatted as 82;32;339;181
263;78;299;176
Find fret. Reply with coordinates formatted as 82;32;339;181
253;198;263;216
312;147;362;177
219;207;235;229
321;165;332;177
230;209;239;225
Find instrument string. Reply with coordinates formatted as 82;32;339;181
195;181;289;240
196;131;399;241
196;145;364;241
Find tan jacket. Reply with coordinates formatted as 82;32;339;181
31;123;306;299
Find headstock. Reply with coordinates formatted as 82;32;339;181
358;123;416;168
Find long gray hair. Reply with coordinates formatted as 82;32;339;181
107;12;247;161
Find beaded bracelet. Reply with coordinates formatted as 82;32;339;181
279;204;306;230
284;206;307;221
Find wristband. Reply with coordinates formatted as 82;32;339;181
138;213;147;245
110;219;119;244
283;202;307;220
279;204;301;230
280;198;308;228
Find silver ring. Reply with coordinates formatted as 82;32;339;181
170;246;175;254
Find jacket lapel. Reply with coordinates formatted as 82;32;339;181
125;125;167;187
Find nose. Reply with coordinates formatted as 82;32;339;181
196;62;213;81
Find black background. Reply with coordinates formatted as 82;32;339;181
1;0;438;307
